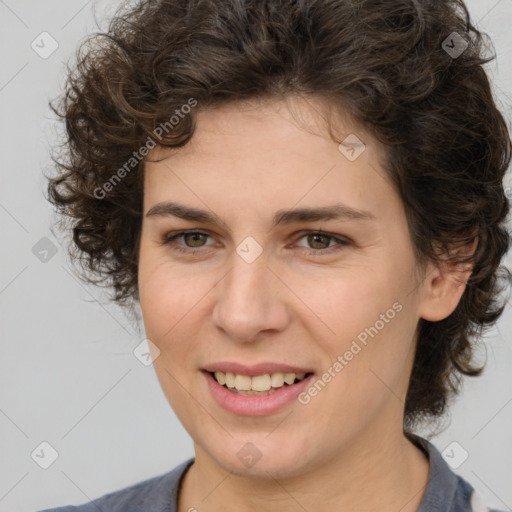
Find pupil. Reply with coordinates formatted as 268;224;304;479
186;233;205;247
309;234;327;249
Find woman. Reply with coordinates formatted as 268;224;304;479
40;0;511;510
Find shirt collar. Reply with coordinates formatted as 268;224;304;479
408;432;461;512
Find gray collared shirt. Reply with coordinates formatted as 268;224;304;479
37;435;506;512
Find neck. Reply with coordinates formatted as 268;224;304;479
177;426;429;512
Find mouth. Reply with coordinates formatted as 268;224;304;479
204;370;315;396
201;365;317;415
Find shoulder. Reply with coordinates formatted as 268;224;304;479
453;472;506;512
408;433;506;512
35;458;194;512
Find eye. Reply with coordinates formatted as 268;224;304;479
162;230;350;256
293;231;351;255
162;230;214;254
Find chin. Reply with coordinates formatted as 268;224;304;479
206;438;312;480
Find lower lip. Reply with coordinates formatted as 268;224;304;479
202;370;315;416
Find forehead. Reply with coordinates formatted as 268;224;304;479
148;95;374;163
142;96;398;224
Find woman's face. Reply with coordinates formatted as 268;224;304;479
137;96;431;478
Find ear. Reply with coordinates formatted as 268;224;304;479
418;236;478;322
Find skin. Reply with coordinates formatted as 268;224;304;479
137;95;473;512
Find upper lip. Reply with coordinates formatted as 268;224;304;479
203;362;314;377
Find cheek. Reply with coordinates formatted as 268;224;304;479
140;274;190;339
291;265;403;338
294;256;419;385
138;254;219;358
138;249;188;341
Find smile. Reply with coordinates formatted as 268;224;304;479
202;370;316;415
210;371;311;394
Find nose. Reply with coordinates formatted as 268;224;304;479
211;249;291;343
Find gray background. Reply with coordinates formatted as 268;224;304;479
0;1;511;511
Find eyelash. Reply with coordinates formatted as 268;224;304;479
161;230;351;256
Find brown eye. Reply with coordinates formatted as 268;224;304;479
182;232;208;247
294;231;351;255
306;233;331;249
162;231;214;254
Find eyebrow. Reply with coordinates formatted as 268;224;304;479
145;201;376;231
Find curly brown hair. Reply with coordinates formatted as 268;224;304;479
46;0;511;430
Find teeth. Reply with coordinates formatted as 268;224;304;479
234;374;252;390
284;373;296;385
231;388;278;396
225;372;236;388
270;372;285;387
212;371;308;392
251;374;272;391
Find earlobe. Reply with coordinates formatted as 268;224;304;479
418;237;478;322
